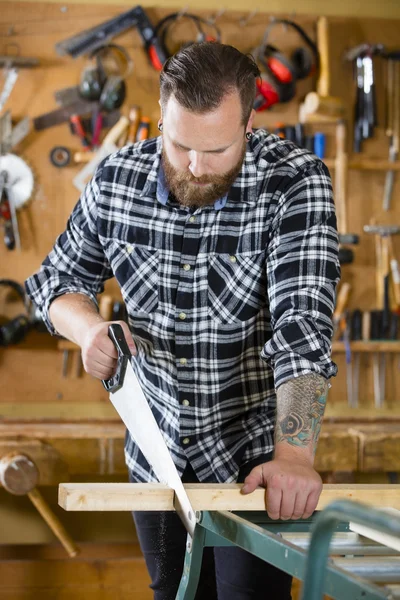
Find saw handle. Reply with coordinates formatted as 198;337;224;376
102;323;131;393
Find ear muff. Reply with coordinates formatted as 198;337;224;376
291;46;315;80
255;19;319;93
252;44;296;111
78;44;132;110
99;75;126;111
254;71;296;111
263;45;296;83
154;12;221;61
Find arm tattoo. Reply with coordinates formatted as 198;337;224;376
275;373;329;455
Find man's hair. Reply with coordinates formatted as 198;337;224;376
160;42;260;125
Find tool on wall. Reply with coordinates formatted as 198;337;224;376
78;43;131;111
0;112;34;250
0;50;39;112
364;224;400;407
344;44;384;152
0;153;34;250
0;280;45;346
383;51;400;211
299;17;344;122
73;115;130;192
338;233;359;266
48;110;121;168
55;6;145;58
0;453;78;557
253;19;319;112
334;119;348;234
333;283;354;406
146;11;221;70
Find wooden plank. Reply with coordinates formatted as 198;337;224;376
332;341;400;353
59;483;400;512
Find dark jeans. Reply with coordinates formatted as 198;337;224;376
131;456;293;600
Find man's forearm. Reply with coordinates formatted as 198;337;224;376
49;293;104;346
274;373;329;464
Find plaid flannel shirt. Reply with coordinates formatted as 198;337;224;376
25;129;340;483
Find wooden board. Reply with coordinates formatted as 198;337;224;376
59;483;400;512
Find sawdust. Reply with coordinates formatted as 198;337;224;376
155;511;168;587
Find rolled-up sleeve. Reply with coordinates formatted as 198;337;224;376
25;163;113;334
261;160;340;388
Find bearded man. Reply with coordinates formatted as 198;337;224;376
26;42;340;600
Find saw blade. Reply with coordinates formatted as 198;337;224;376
0;154;34;208
102;324;196;537
108;360;196;537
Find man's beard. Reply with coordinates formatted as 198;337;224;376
162;141;246;208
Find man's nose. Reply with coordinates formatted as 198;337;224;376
188;151;208;178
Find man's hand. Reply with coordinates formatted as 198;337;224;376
241;458;322;520
80;320;136;380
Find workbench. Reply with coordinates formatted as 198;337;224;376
59;483;400;600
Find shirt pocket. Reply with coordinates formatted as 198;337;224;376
107;241;159;314
207;252;266;325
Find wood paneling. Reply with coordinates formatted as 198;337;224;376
1;5;400;436
0;543;152;600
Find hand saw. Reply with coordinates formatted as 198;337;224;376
102;323;196;537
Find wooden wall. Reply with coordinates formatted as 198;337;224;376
5;0;400;19
2;5;400;427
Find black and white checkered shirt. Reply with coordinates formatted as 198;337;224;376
25;129;340;483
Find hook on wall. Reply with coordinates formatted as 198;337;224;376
239;9;259;28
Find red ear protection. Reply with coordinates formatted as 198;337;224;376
253;19;319;112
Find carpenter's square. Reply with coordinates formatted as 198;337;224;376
102;323;196;537
33;100;98;131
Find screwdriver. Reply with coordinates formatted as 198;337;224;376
70;114;91;150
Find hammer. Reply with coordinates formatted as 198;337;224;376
300;17;344;122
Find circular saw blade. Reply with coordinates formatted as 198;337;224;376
0;153;34;209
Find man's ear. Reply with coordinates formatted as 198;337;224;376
246;109;256;135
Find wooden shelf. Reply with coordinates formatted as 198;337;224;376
324;158;400;171
332;341;400;353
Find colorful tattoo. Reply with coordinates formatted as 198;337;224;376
275;373;329;455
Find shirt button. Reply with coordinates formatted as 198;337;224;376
189;216;196;223
126;245;133;254
179;358;187;365
178;312;186;320
182;437;190;445
183;264;191;271
182;399;190;406
229;255;237;263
